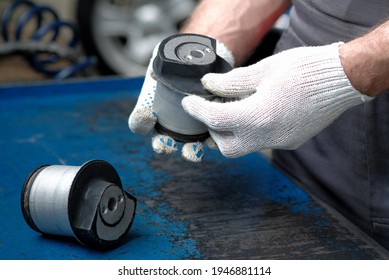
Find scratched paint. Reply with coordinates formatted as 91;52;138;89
150;152;389;259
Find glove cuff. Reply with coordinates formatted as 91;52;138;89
216;40;235;68
293;42;373;114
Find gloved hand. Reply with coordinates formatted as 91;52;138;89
182;43;373;158
128;39;234;162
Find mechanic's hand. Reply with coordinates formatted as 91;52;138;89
128;40;234;162
182;43;373;158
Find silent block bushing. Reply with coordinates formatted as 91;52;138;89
153;33;232;142
21;160;136;249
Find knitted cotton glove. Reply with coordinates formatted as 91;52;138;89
182;43;373;158
128;39;234;162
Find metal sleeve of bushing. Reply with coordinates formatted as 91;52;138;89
21;160;137;249
152;33;232;142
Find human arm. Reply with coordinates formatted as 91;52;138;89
181;0;291;66
340;20;389;97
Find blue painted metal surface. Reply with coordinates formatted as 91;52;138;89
0;77;388;259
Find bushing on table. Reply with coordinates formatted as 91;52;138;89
21;159;136;249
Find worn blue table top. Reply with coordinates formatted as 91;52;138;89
0;77;388;260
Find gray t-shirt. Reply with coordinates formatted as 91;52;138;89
276;0;389;49
273;0;389;250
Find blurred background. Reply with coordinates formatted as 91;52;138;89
0;0;287;83
0;0;77;82
0;0;198;83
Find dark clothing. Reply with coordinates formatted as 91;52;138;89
273;0;389;250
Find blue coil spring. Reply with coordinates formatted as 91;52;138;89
1;0;96;79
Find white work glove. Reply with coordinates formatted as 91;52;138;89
128;39;235;162
182;43;373;158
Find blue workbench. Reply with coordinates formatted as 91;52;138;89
0;77;388;259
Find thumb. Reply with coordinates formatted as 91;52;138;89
182;95;232;131
201;65;260;98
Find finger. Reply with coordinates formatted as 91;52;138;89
182;142;205;163
151;134;177;155
201;65;260;98
208;130;237;158
205;137;218;150
208;130;247;158
182;95;236;131
128;107;157;135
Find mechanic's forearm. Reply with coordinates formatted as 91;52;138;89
340;20;389;97
180;0;291;66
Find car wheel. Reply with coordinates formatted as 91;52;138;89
77;0;196;76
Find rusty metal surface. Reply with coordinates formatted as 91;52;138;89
0;77;388;259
